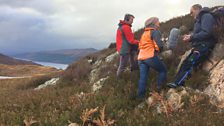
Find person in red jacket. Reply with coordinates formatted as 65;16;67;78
116;14;139;78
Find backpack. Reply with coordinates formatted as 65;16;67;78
211;6;224;24
210;7;224;40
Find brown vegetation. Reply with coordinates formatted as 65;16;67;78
0;64;61;77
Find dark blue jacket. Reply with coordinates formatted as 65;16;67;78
152;30;163;52
191;7;216;47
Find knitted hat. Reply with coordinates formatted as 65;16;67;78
145;17;159;27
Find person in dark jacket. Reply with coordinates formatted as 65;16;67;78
167;4;216;88
116;14;139;78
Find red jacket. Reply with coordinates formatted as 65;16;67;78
116;20;139;55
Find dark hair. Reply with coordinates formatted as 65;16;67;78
192;4;202;10
124;14;135;21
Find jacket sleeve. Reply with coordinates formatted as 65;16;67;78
122;25;139;44
191;13;215;41
152;30;163;52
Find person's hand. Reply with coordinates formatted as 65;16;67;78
182;34;191;42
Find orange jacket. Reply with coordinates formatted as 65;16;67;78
138;28;160;60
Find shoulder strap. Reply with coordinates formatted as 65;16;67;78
150;29;154;40
198;11;211;23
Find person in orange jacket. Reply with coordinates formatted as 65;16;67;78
116;14;139;78
138;17;167;98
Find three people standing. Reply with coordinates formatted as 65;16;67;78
116;15;167;98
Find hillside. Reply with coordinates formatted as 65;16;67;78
13;48;98;64
0;6;223;126
0;53;39;65
0;64;61;77
57;6;224;125
0;53;63;77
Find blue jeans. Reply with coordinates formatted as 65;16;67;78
138;56;167;97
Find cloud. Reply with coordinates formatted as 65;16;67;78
0;0;223;54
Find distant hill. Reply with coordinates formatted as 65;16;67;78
13;48;98;64
0;53;39;65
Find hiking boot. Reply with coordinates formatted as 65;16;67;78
129;93;139;101
136;97;146;109
156;88;162;94
130;66;139;71
167;82;178;88
137;101;146;109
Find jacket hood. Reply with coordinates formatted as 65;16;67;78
118;20;132;27
197;7;210;19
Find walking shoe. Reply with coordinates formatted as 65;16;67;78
167;82;178;88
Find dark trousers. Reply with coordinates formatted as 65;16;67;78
174;43;212;85
116;52;138;78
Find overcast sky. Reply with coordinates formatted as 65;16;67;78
0;0;223;54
